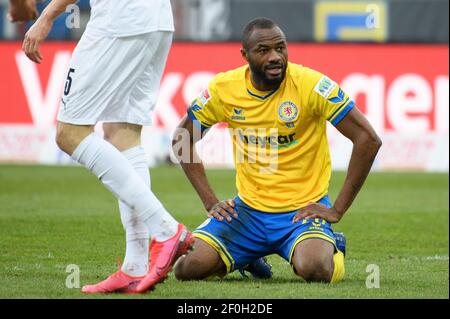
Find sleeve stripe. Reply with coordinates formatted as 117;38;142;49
327;96;349;121
187;108;211;133
330;101;355;126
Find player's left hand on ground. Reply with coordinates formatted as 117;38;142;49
22;16;52;64
292;203;342;224
8;0;39;23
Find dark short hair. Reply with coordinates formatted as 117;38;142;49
242;17;280;49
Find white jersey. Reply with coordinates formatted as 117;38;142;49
86;0;175;37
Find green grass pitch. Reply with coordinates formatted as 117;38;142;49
0;165;448;299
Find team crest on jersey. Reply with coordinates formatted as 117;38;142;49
198;88;211;105
278;101;298;122
314;76;337;98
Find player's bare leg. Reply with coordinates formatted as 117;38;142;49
103;122;151;279
55;122;94;155
102;124;194;293
174;238;227;280
103;122;142;152
56;121;191;293
291;239;335;283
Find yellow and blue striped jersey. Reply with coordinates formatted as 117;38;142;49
188;62;355;212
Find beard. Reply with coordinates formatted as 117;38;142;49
248;60;287;88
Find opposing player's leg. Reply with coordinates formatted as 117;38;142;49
174;238;227;280
56;121;189;293
104;123;151;278
55;122;94;155
103;122;142;152
56;31;192;294
56;121;181;244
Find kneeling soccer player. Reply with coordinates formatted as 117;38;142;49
172;18;381;283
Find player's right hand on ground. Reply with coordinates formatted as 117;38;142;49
207;199;238;222
8;0;39;23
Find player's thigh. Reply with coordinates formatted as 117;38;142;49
102;123;143;152
123;31;173;122
175;237;226;280
292;238;334;278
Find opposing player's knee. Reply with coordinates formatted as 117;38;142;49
102;124;114;144
294;257;334;283
102;123;142;151
55;123;94;155
55;124;70;153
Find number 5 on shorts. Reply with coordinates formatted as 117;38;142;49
64;68;76;96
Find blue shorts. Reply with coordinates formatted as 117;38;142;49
193;195;338;273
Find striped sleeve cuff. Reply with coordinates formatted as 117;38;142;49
187;108;211;134
329;100;355;126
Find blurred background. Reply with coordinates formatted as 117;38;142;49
0;0;448;171
1;0;448;42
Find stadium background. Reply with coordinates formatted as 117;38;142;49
0;0;448;299
0;0;448;171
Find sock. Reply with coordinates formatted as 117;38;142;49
331;250;345;283
119;146;179;242
118;146;151;276
71;133;178;251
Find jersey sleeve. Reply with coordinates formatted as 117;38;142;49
187;79;224;133
308;70;355;126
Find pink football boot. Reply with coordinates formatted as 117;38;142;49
81;269;144;294
135;224;193;293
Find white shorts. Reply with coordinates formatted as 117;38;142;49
57;30;173;125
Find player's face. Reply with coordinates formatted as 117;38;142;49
243;27;288;90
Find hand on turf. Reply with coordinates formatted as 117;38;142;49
8;0;39;23
22;15;52;64
207;199;238;222
292;203;342;224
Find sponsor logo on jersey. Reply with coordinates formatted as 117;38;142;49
198;88;211;105
236;129;297;148
278;101;299;122
314;76;337;98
